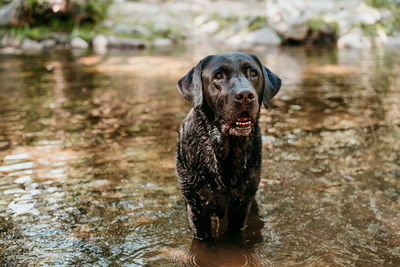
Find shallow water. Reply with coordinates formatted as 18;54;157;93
0;46;399;266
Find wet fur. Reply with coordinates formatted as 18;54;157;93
176;52;281;240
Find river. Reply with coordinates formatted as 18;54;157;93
0;46;399;266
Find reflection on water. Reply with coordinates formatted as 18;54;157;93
0;47;399;266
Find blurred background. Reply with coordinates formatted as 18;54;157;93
0;0;400;266
0;0;400;51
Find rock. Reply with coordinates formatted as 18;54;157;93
21;39;43;51
134;25;151;36
70;37;89;49
41;39;57;49
114;24;133;34
106;35;147;49
0;140;11;149
153;23;169;34
266;0;313;41
0;35;21;47
113;24;151;36
243;27;281;45
194;14;210;26
93;34;108;54
232;18;250;32
384;35;400;48
0;47;21;55
87;179;111;189
0;36;8;47
337;28;371;49
152;38;173;47
355;3;381;25
8;200;39;216
213;30;234;43
0;0;20;26
227;27;281;49
93;34;147;53
266;0;383;42
199;21;220;35
284;19;309;41
14;175;32;185
102;19;114;28
227;35;252;50
153;15;170;34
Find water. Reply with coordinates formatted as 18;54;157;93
0;46;399;266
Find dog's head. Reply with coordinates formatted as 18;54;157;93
177;52;281;136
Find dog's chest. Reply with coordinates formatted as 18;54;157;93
201;185;246;218
219;138;252;181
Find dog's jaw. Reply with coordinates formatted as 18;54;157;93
221;121;255;136
229;125;254;136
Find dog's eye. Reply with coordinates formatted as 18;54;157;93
214;72;223;81
250;70;258;78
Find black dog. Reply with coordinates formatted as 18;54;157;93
176;52;281;240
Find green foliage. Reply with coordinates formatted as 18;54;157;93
309;18;339;35
1;0;111;41
79;0;111;24
308;18;326;31
247;15;268;31
19;0;111;26
71;24;112;42
365;0;400;34
365;0;400;8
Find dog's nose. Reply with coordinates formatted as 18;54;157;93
234;90;255;104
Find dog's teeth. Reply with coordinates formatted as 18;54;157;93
236;120;252;126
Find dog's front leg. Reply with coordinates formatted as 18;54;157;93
186;202;211;240
228;199;252;231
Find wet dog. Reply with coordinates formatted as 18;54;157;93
176;52;281;240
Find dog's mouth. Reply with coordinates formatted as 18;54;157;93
223;112;255;136
235;115;252;128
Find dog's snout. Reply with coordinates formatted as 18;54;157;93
234;90;255;104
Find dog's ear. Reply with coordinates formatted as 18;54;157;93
250;54;281;109
177;57;210;108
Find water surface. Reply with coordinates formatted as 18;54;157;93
0;46;399;266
